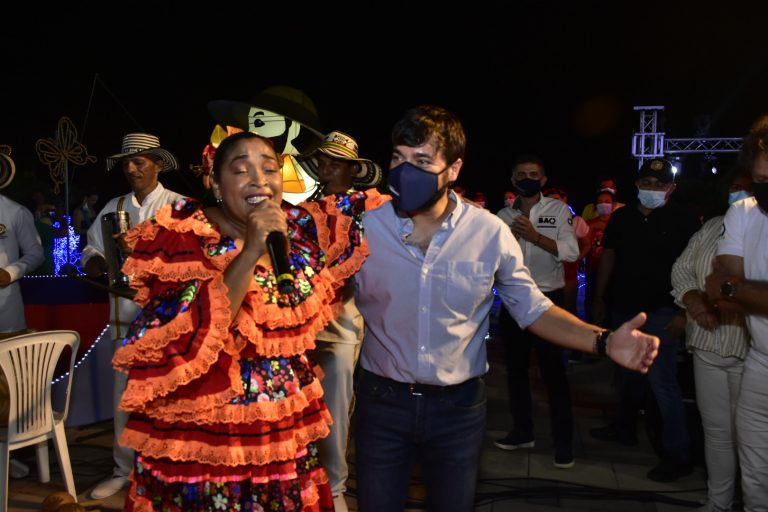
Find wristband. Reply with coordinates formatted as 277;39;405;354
593;329;611;356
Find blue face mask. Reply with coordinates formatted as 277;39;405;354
728;190;751;205
388;162;449;212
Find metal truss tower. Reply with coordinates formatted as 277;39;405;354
631;106;743;170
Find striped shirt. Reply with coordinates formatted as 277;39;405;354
671;216;750;359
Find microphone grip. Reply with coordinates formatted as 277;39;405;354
266;231;295;294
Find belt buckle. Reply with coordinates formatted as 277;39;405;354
408;383;423;396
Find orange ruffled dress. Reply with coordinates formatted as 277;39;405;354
113;191;386;512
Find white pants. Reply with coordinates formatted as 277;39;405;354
693;349;744;512
738;351;768;512
311;341;359;496
112;336;133;477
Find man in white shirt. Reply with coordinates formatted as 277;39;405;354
705;114;768;512
494;156;579;468
0;152;44;337
0;151;44;480
81;133;183;500
353;104;660;512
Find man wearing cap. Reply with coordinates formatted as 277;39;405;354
0;151;44;479
296;130;382;512
591;157;700;482
81;133;184;500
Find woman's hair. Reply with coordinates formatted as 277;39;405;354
740;114;768;169
211;132;277;181
392;105;466;165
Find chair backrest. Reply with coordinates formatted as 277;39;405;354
0;330;79;445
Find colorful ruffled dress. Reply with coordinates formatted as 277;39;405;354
113;191;386;512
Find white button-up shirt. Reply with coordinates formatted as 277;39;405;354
496;195;578;292
0;195;44;332
355;193;552;386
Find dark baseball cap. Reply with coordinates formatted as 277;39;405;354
637;158;675;183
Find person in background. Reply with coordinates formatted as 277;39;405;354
502;190;517;209
71;189;99;237
544;186;590;319
0;151;44;479
581;175;625;221
353;104;659;511
704;114;768;511
471;191;487;208
671;166;752;512
112;131;384;510
494;162;579;468
81;133;184;500
584;188;617;323
591;158;701;482
296;130;383;512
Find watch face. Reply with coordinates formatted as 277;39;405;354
721;281;737;298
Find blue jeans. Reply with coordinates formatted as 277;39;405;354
354;369;486;512
611;308;691;463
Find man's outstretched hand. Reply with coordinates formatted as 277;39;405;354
609;312;660;374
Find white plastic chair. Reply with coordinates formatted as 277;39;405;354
0;330;79;508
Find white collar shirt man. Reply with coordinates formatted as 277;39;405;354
496;195;579;292
355;191;553;386
0;195;44;332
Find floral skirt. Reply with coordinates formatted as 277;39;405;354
125;446;334;512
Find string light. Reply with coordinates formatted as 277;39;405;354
51;324;110;385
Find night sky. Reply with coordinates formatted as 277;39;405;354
2;1;767;214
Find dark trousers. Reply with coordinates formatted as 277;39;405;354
354;369;487;512
500;288;574;452
610;308;691;463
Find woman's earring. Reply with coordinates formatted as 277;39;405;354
216;196;223;205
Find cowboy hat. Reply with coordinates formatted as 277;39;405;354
105;133;179;172
208;85;324;139
296;131;382;189
0;152;15;190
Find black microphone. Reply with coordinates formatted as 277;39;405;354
266;231;295;294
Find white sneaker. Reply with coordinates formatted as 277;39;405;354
9;459;29;479
333;493;349;512
90;475;129;499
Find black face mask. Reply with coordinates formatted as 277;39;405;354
752;182;768;214
514;178;542;198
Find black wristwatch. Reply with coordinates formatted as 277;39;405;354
721;280;738;299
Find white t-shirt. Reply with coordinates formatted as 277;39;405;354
717;197;768;358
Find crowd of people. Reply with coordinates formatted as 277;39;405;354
3;105;768;512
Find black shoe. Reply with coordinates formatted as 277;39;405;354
646;459;693;482
553;449;575;469
589;424;638;446
494;431;535;451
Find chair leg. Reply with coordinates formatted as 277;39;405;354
52;422;76;499
35;441;50;483
0;446;9;512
